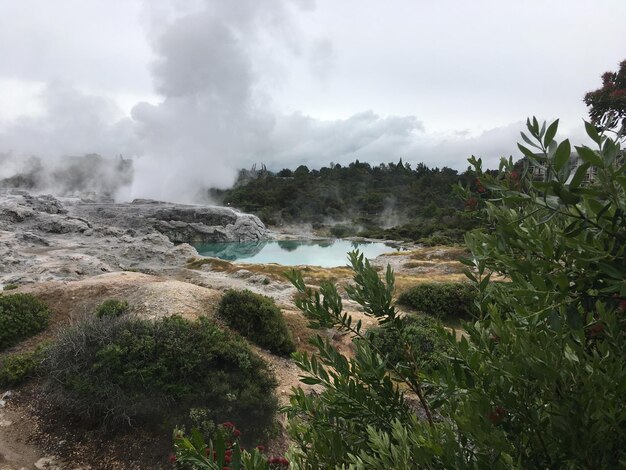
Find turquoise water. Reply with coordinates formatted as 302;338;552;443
193;239;401;267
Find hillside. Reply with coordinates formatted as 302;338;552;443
210;160;483;244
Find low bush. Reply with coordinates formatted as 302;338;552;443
416;234;457;246
329;224;359;238
0;347;45;387
0;293;50;350
397;282;477;320
218;290;296;356
2;284;18;291
365;314;451;373
44;314;278;442
95;299;129;318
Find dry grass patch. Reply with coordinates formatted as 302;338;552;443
394;272;468;294
186;257;233;271
385;245;469;261
187;257;354;286
282;312;319;354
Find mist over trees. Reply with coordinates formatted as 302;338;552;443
210;159;484;243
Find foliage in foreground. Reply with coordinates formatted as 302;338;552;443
397;282;477;320
283;119;626;469
172;422;290;469
218;290;296;356
0;293;50;350
45;314;278;441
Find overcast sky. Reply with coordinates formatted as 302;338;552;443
0;0;624;201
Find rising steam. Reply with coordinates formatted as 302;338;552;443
0;0;529;203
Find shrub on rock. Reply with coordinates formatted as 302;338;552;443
0;347;45;386
398;282;477;320
44;314;278;441
0;293;50;350
365;314;451;372
218;289;296;356
95;299;129;318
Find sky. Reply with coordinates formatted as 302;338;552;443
0;0;624;201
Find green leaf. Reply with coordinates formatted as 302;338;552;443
543;119;559;147
559;187;581;205
566;308;583;330
569;162;591;189
479;273;492;291
584;120;602;146
532;116;540;134
517;143;537;159
598;262;624;280
554;139;571;171
521;132;541;149
575;146;604;168
300;377;322;385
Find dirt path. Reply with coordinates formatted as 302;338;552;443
0;394;59;470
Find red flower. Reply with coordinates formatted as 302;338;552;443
488;406;507;424
510;171;519;180
587;322;605;338
168;454;177;463
225;449;232;457
477;186;486;193
465;197;478;210
256;445;265;452
222;467;230;470
233;429;241;437
224;455;232;464
221;422;235;428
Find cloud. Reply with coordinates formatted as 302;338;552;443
0;81;135;158
0;0;594;204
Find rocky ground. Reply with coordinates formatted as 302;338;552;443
0;190;467;469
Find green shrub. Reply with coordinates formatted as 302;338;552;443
44;314;278;442
2;284;18;291
0;347;45;386
397;282;477;319
218;290;296;356
0;293;50;350
95;299;129;318
416;234;456;246
329;224;359;238
365;314;451;373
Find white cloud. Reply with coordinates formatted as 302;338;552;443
0;0;621;202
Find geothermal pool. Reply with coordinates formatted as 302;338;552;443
192;239;401;267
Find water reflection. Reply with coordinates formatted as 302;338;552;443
276;240;300;252
194;240;267;260
192;239;398;268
